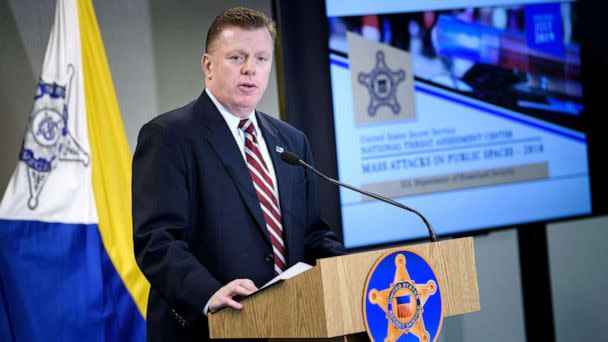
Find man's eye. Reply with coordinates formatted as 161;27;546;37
230;55;243;62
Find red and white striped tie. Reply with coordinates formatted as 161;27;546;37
239;118;286;275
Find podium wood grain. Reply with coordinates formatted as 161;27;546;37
208;237;480;338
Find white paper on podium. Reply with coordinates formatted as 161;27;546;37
260;262;313;290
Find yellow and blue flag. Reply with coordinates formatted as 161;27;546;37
0;0;149;340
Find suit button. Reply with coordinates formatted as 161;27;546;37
265;253;273;262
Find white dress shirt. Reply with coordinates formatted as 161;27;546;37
205;88;280;202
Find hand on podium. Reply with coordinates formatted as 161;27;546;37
208;279;258;312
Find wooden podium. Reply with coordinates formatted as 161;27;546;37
208;237;480;340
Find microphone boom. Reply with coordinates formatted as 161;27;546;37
280;150;438;242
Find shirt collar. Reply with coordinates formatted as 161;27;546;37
205;88;260;135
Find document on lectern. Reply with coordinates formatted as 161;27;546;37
260;262;313;290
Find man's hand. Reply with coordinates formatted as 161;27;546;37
208;279;258;312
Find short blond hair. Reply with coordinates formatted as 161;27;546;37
206;7;276;52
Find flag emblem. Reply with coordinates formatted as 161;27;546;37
22;67;90;209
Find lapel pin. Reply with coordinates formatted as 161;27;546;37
275;146;284;153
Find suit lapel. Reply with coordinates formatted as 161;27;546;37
256;113;296;266
197;93;271;245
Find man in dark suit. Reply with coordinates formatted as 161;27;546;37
132;7;345;341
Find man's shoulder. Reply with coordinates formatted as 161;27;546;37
147;100;199;131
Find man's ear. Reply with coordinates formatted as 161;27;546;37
201;53;212;80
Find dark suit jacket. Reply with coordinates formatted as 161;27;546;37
132;91;345;341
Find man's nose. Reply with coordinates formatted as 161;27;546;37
241;57;256;75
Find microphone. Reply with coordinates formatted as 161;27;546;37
280;150;438;242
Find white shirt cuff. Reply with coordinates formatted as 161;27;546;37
203;299;211;316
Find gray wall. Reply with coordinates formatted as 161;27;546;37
1;1;606;341
548;216;608;341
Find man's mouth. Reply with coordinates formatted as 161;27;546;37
238;83;257;91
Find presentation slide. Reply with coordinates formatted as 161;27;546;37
326;0;590;247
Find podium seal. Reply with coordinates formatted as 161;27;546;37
363;249;443;342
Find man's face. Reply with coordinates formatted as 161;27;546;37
202;26;273;118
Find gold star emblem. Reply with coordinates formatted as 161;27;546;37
368;253;437;342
